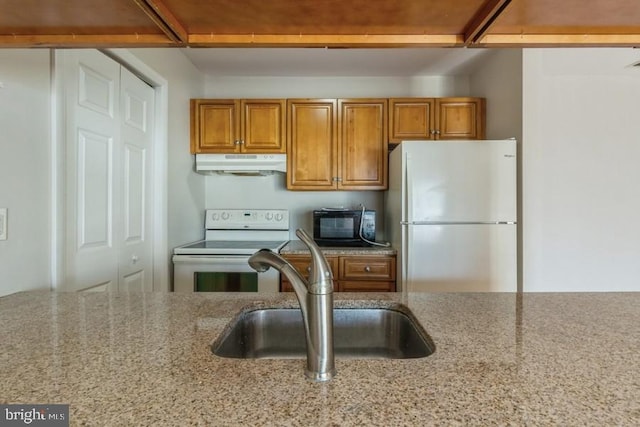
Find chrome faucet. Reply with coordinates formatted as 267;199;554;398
248;229;335;381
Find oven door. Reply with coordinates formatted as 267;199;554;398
172;255;280;293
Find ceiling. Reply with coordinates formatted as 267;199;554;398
2;0;640;48
2;0;639;77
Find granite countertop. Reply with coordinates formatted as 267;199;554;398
280;240;397;256
1;291;639;426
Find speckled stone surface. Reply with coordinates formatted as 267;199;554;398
280;240;397;256
1;291;639;426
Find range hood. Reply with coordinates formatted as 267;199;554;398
195;153;287;176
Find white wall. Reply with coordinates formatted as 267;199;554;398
468;49;523;142
206;75;468;99
0;50;52;296
127;49;207;249
204;74;471;240
522;48;640;291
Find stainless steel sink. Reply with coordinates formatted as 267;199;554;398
212;305;435;359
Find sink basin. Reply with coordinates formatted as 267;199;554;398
212;305;435;359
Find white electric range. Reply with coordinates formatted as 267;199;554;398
172;209;289;292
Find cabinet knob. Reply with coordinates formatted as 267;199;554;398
364;265;371;272
234;139;241;145
306;266;311;273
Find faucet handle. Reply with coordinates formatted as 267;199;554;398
296;229;334;294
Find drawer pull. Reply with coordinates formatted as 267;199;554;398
364;266;371;272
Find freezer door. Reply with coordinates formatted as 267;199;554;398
405;223;516;292
406;140;516;223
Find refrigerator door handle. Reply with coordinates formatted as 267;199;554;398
404;224;413;290
405;152;413;223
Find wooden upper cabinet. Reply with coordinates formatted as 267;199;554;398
287;98;387;191
338;99;388;190
191;99;238;153
190;99;286;154
241;100;286;152
389;98;435;141
436;98;485;140
286;99;337;190
389;97;485;143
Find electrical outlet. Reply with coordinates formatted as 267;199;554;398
0;208;7;240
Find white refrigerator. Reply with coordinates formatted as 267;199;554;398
385;140;517;292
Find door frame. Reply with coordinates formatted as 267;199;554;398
51;48;170;292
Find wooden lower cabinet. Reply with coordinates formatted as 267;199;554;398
280;254;396;292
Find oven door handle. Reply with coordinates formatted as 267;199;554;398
172;255;252;264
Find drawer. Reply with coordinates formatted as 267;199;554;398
280;256;339;292
285;257;313;278
285;256;339;278
340;256;395;281
338;280;396;292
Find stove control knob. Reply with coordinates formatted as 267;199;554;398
211;213;219;221
265;212;274;220
221;212;230;220
275;213;284;222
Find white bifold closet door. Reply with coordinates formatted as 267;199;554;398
61;50;155;292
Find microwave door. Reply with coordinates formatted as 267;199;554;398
312;209;375;247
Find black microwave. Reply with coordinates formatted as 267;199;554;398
313;209;376;247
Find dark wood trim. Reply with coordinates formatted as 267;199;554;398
132;0;186;44
463;0;512;45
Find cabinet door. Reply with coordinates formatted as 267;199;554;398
389;98;435;143
338;99;388;190
241;99;286;153
287;99;337;190
435;98;485;140
190;99;240;153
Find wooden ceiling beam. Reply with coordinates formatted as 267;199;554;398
463;0;512;45
477;33;640;47
132;0;188;43
187;33;465;48
0;34;174;48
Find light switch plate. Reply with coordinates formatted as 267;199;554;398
0;208;7;240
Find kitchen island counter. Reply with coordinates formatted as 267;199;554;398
1;291;638;426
